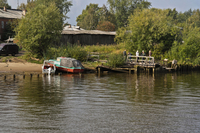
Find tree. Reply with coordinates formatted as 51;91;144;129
115;8;180;55
187;9;200;27
107;0;151;28
17;0;72;22
36;0;72;21
76;4;116;30
0;0;11;9
76;4;100;30
14;2;63;59
98;4;116;26
17;0;35;10
96;21;115;31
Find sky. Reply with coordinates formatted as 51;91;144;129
7;0;200;25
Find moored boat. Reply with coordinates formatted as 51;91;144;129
48;57;84;73
42;60;56;74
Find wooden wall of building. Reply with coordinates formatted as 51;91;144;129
60;34;116;46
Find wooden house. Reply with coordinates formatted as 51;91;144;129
0;7;24;41
61;25;116;46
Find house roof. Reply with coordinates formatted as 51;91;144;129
0;8;23;19
62;25;116;35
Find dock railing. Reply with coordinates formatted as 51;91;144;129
87;52;100;61
127;55;154;65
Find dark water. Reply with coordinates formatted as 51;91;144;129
0;72;200;133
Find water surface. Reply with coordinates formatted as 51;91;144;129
0;72;200;133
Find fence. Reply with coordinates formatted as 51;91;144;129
127;55;154;65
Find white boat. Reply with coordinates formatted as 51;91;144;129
42;60;56;74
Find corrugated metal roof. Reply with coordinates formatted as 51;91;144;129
62;29;116;35
0;9;23;19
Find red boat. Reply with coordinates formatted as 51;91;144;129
48;57;84;73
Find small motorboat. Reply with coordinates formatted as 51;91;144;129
48;57;84;73
42;60;56;74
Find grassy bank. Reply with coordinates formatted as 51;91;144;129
4;44;200;71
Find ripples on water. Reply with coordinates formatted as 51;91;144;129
0;72;200;133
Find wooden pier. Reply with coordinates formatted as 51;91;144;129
96;55;160;74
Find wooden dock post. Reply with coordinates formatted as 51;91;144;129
98;67;102;73
134;65;138;73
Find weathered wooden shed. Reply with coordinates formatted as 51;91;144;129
61;29;116;45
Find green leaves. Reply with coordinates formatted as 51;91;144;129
15;2;63;59
0;0;11;9
107;0;151;28
116;8;180;56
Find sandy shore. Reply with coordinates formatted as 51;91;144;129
0;62;42;73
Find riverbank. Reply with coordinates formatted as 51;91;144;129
0;62;42;73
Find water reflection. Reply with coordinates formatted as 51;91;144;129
0;72;200;132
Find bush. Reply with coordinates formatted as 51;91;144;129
44;44;87;62
67;45;87;62
107;53;125;68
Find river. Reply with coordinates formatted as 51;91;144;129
0;72;200;133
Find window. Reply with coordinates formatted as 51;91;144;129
2;21;4;29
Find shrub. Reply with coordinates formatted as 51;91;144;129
107;53;125;68
44;44;87;62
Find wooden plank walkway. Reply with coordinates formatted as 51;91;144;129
96;55;160;73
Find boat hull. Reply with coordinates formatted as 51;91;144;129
56;66;84;73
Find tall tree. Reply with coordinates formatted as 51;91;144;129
17;0;35;10
0;0;11;9
96;21;115;31
98;4;116;26
76;4;115;30
36;0;72;21
107;0;151;28
187;9;200;27
18;0;72;22
115;8;180;54
76;4;100;30
14;2;63;59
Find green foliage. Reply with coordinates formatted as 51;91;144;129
76;4;100;30
36;0;72;21
66;45;87;61
14;2;63;59
45;44;87;62
116;8;180;55
17;0;35;10
152;43;164;60
76;4;116;30
107;53;125;68
0;0;11;9
98;5;116;25
165;26;200;65
187;9;200;27
96;21;115;31
107;0;151;28
83;44;123;54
